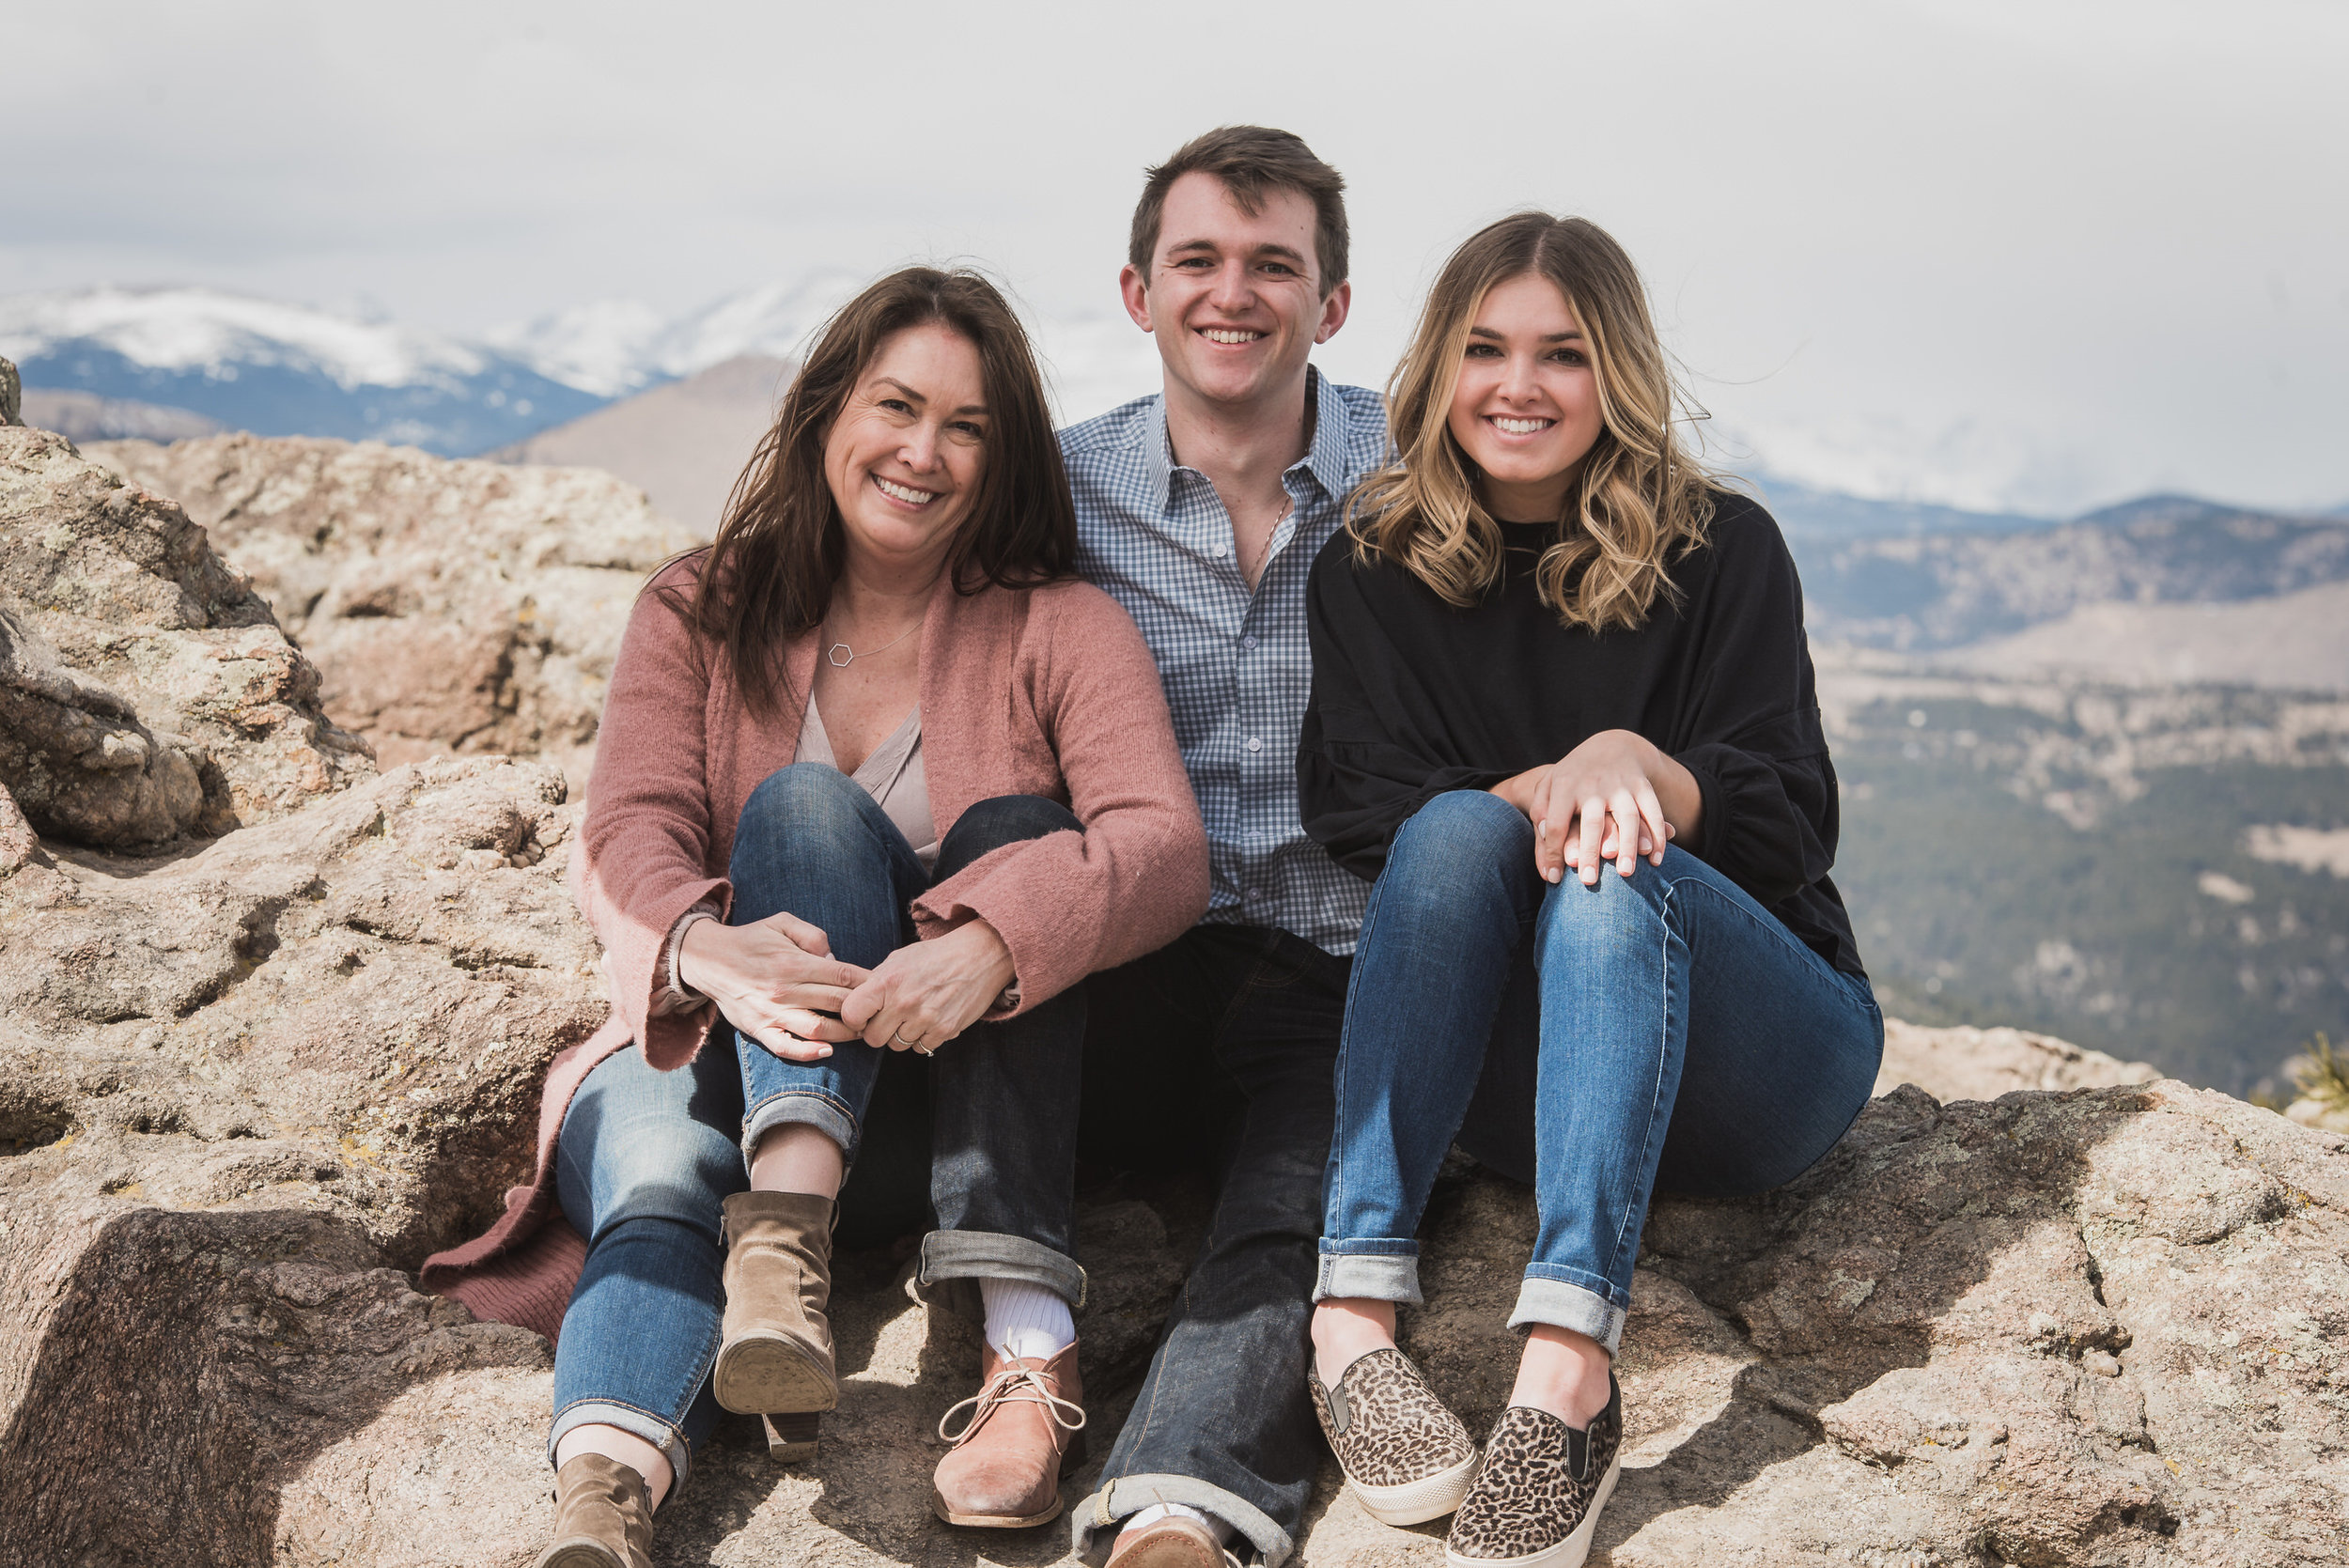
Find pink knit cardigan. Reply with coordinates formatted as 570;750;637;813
419;554;1210;1340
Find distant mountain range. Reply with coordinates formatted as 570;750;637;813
8;284;2341;574
0;281;864;458
1791;494;2349;654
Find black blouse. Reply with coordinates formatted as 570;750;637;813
1297;491;1864;977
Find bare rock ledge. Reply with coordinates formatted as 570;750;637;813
89;433;706;792
3;418;2342;1565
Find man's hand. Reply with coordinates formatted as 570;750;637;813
839;920;1017;1054
677;912;869;1062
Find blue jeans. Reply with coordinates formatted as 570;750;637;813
1316;790;1882;1353
548;765;1089;1486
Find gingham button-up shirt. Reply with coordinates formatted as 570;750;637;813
1062;366;1389;955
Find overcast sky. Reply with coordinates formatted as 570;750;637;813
8;0;2345;516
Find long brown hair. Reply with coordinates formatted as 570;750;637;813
1348;212;1715;632
672;266;1076;717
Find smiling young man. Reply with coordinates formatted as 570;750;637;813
1055;127;1389;1568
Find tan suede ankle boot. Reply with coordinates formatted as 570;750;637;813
712;1189;838;1446
534;1453;653;1568
931;1341;1087;1528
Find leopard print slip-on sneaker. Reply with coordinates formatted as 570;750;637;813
1308;1346;1480;1526
1443;1376;1623;1568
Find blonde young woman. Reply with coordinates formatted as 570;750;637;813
1295;213;1881;1567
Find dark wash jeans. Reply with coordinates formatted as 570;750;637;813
1318;790;1884;1354
547;765;1087;1486
1067;923;1346;1568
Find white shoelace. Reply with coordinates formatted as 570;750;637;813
936;1362;1087;1447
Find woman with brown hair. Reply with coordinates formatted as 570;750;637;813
421;267;1208;1568
1294;214;1881;1567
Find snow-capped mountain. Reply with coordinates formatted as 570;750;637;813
1;278;1164;458
484;272;872;399
0;287;608;457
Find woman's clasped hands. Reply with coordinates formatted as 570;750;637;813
677;912;1019;1063
1489;727;1703;886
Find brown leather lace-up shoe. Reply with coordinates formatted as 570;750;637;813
712;1189;837;1457
533;1452;653;1568
930;1341;1087;1528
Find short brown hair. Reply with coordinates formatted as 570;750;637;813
1128;126;1348;296
676;267;1076;719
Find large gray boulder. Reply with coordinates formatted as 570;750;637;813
1875;1017;2157;1101
0;427;372;847
3;441;2339;1566
91;434;705;791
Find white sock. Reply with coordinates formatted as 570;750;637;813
978;1277;1075;1363
1121;1501;1233;1545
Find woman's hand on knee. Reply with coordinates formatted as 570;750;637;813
678;912;870;1062
1523;730;1700;886
838;920;1017;1055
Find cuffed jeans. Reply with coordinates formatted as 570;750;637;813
547;763;1089;1487
1316;789;1883;1355
1069;924;1346;1568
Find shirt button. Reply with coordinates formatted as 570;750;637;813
1210;544;1229;558
1241;634;1258;650
1245;737;1264;753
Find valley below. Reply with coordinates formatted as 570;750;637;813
1816;651;2349;1094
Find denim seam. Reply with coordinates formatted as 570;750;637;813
1657;865;1875;1010
1322;867;1392;1236
1583;864;1875;1291
1658;872;1884;1058
1602;877;1680;1291
1114;1264;1190;1475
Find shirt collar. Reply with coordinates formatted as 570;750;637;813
1143;363;1354;516
1299;363;1353;502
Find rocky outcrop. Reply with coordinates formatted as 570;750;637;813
5;427;2341;1565
1;427;370;847
1875;1017;2157;1102
90;434;705;787
1327;1081;2349;1568
0;752;605;1564
1;355;20;426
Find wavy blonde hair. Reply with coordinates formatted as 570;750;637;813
1349;212;1715;631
